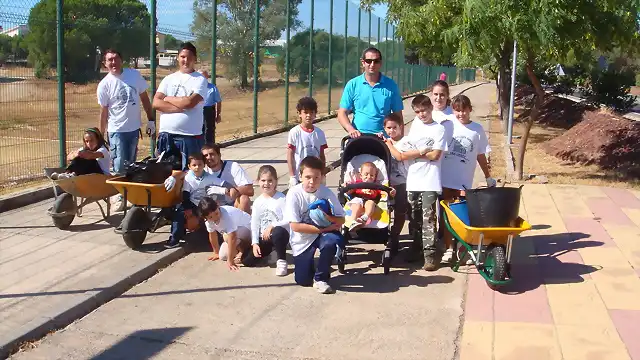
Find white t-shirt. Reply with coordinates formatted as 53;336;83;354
205;205;252;241
204;161;252;205
284;184;345;256
388;136;415;186
182;170;227;207
251;192;289;245
157;71;209;136
410;107;455;152
78;146;110;175
97;68;149;133
441;121;491;190
406;121;446;193
287;125;328;179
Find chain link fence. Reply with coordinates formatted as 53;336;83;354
0;0;476;195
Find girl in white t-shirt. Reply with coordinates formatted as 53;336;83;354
440;95;496;263
244;165;291;276
50;128;111;180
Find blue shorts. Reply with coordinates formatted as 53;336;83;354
156;132;204;170
109;129;140;175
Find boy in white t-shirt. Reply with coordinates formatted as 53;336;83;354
285;156;345;294
165;153;230;249
287;97;328;188
439;94;495;262
385;95;446;271
199;197;252;271
382;113;412;253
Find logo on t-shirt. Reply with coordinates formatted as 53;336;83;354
113;84;138;110
449;136;474;163
170;84;191;97
259;209;280;234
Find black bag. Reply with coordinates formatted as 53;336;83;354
124;157;173;184
465;185;523;228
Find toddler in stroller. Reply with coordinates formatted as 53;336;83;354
337;135;398;274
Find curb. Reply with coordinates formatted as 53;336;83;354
0;246;186;359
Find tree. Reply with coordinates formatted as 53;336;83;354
192;0;302;89
0;35;28;64
363;0;639;180
26;0;150;83
275;29;372;86
163;34;181;50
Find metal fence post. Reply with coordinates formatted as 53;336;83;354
343;0;348;83
390;26;395;82
252;0;260;134
56;0;66;167
356;7;361;76
284;0;291;126
328;0;333;112
368;10;371;46
211;0;217;83
384;22;388;74
308;0;314;96
149;0;157;155
377;17;380;48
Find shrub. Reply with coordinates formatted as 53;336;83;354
587;67;636;111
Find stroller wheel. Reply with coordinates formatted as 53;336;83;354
337;250;347;274
382;249;391;275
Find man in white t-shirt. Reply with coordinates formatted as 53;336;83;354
201;143;254;213
152;42;209;170
286;97;328;187
97;48;155;210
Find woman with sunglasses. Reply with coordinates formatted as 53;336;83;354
337;47;404;139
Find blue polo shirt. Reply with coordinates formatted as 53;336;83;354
204;83;222;107
339;73;403;134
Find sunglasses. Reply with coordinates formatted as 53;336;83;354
362;58;381;64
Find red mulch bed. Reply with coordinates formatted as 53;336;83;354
544;110;640;176
514;85;594;128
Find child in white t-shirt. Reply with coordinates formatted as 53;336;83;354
382;113;412;253
199;197;252;271
165;153;229;249
440;94;495;262
287;97;328;188
385;95;445;271
244;165;290;276
285;156;345;294
51;128;111;180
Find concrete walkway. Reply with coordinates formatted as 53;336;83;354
1;82;483;359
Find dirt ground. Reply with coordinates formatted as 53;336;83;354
487;93;640;190
0;63;343;194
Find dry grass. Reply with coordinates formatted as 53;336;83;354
0;63;344;195
489;104;640;190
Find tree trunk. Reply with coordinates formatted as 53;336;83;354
497;40;513;131
515;52;546;180
240;53;249;89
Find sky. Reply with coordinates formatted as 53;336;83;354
0;0;391;41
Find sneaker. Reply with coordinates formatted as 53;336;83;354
275;259;288;276
441;248;454;263
313;280;334;294
423;256;439;271
164;238;181;249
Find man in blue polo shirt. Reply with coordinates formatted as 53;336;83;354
338;47;403;138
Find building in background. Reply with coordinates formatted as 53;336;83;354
0;25;29;37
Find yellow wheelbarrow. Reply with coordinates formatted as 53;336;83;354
44;168;119;230
106;171;183;249
440;200;531;290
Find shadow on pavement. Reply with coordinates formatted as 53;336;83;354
498;231;602;294
90;327;193;360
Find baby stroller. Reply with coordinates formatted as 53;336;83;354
337;134;396;275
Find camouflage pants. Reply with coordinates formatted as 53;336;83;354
409;191;441;260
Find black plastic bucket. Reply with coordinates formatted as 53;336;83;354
465;186;523;228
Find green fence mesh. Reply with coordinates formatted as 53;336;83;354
0;0;476;195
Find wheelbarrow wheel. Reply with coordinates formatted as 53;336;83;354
52;193;75;230
121;206;150;249
484;245;507;290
